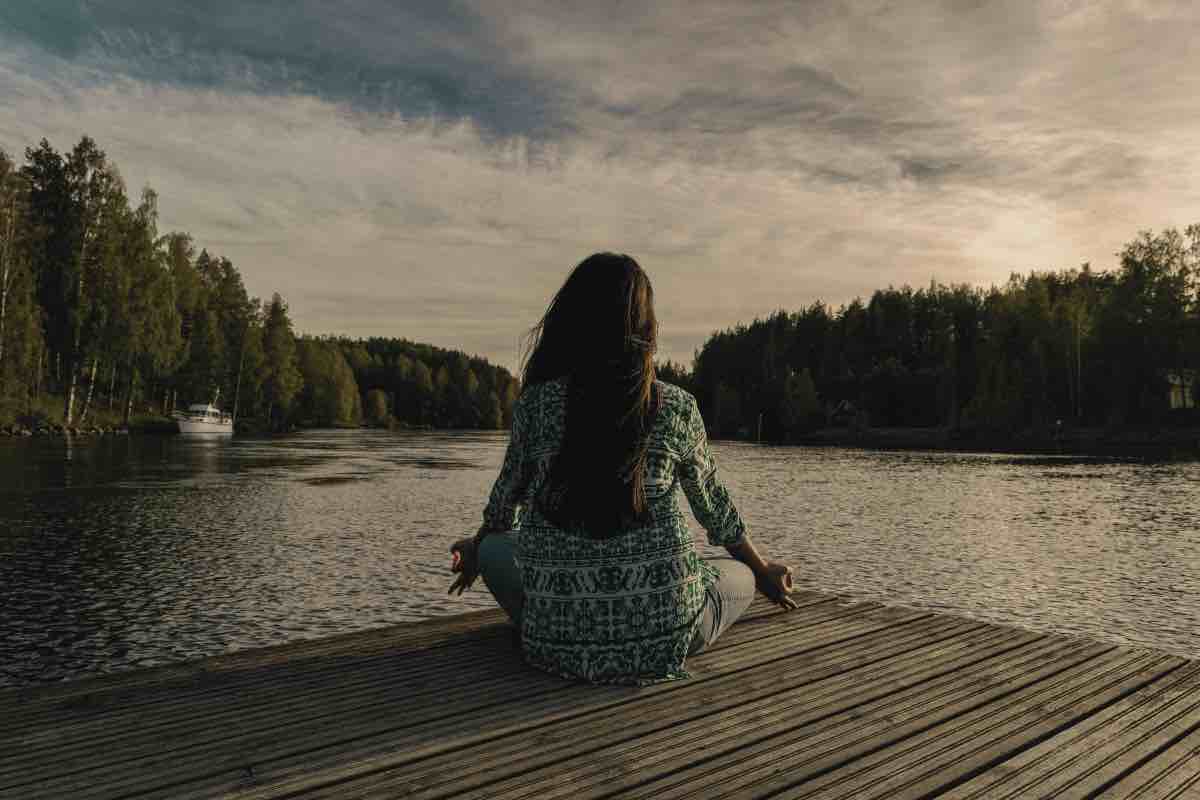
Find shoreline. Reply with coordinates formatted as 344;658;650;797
728;425;1200;458
7;421;1200;459
0;420;466;438
1;422;135;437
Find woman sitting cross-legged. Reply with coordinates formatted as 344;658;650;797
449;252;796;686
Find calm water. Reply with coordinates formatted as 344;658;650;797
1;430;1197;688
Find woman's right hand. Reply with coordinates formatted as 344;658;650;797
448;537;480;595
755;562;798;610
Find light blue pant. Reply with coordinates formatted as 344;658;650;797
476;533;756;655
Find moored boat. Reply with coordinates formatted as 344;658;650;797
172;403;233;435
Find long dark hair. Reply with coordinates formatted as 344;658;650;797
522;252;660;536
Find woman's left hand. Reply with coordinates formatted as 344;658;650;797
756;562;799;611
447;537;480;595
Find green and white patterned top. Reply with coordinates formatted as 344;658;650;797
482;377;747;685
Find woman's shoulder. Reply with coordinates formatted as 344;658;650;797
517;376;568;409
655;380;701;424
521;377;694;417
656;380;697;409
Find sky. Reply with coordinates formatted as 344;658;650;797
1;1;1198;371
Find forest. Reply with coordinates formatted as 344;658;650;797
0;136;518;432
672;225;1200;441
2;135;1196;442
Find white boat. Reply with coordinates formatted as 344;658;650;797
172;403;234;435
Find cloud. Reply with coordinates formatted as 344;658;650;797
0;1;570;138
1;0;1198;369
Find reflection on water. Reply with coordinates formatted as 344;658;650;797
1;431;1198;687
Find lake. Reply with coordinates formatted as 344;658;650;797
1;430;1197;688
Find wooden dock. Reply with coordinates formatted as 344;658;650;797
3;591;1200;799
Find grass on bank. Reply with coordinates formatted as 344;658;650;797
0;394;175;433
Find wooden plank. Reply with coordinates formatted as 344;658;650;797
603;638;1114;800
1102;733;1200;799
5;589;1195;800
0;607;509;712
0;597;839;775
5;599;911;800
724;645;1142;799
316;624;1036;800
102;607;930;800
0;622;518;743
776;652;1184;799
1036;679;1200;799
265;616;993;799
450;634;1084;800
2;636;521;752
0;593;818;743
0;657;559;792
0;594;816;737
112;606;936;800
938;660;1200;799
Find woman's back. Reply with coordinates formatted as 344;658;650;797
482;376;747;685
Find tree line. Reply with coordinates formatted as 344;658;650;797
0;136;518;431
299;336;519;430
670;226;1200;441
4;135;1196;441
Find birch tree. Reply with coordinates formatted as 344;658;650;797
0;150;25;380
22;137;122;425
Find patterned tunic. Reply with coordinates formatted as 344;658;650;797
481;378;747;685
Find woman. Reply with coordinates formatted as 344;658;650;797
449;252;796;685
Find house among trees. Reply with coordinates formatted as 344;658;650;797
1167;370;1197;410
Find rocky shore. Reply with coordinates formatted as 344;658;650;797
1;422;131;437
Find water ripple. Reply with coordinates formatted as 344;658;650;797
1;432;1198;688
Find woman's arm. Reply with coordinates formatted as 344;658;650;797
677;395;797;610
676;396;747;546
480;390;534;536
449;391;534;595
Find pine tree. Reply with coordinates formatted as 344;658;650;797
262;293;302;429
365;388;389;427
483;390;504;429
779;368;821;438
